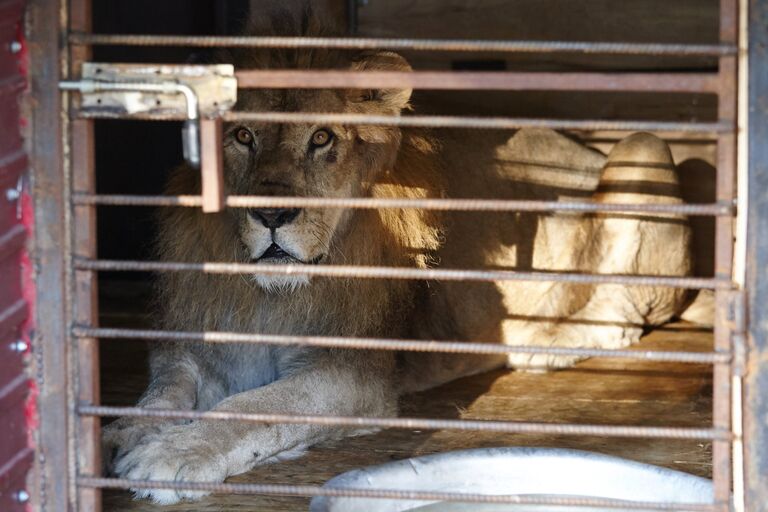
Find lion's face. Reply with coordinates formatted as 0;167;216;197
223;52;412;292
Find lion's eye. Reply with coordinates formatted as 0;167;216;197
310;129;333;148
235;127;254;146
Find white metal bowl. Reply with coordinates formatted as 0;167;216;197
309;447;713;512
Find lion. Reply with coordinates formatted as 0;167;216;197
102;2;707;504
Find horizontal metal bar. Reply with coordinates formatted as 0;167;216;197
79;406;729;440
68;33;736;57
235;70;722;93
75;258;733;289
73;326;728;364
72;193;734;216
73;109;731;133
223;112;730;133
77;477;719;511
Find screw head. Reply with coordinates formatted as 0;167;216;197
10;340;28;352
14;490;30;503
6;187;20;201
9;41;22;54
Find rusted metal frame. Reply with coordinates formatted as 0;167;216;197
72;326;726;364
728;2;750;511
27;0;72;510
76;477;718;512
711;0;739;509
234;69;722;93
74;258;732;290
743;0;768;508
58;16;722;512
75;111;731;133
66;32;737;57
79;405;729;441
68;1;102;511
71;193;733;216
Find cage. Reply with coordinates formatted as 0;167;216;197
1;0;767;511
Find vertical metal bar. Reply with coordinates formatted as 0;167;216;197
68;0;101;510
729;1;750;511
27;0;72;509
744;0;768;508
713;0;738;508
200;118;225;213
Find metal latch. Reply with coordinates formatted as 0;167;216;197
60;64;237;212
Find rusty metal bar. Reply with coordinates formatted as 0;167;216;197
78;406;730;441
711;0;739;507
74;111;731;133
27;0;73;510
74;258;733;290
199;118;225;212
70;120;102;511
234;70;722;93
69;0;102;510
221;113;728;133
72;326;727;364
66;32;736;57
71;194;734;216
729;2;750;511
76;476;719;511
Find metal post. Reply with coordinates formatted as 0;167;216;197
27;0;72;509
712;0;739;508
744;0;768;508
68;0;101;510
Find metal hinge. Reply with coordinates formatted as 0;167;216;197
60;63;237;212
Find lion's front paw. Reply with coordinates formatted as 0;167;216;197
507;352;582;372
102;418;167;475
113;424;228;505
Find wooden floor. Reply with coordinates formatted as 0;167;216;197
99;309;714;512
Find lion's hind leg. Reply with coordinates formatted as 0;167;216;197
591;132;691;327
508;132;692;371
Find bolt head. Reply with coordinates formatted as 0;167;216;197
9;41;22;54
6;187;20;201
14;490;30;503
10;340;28;353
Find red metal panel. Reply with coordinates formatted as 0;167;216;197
0;0;34;510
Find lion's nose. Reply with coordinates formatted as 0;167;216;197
248;208;301;229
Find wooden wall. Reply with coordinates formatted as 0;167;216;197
357;0;719;71
354;0;719;276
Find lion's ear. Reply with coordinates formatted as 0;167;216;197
349;51;413;114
